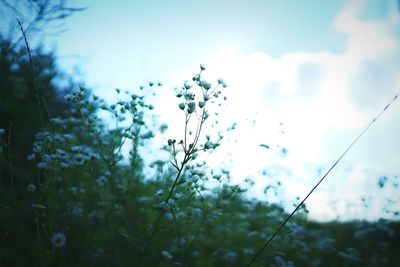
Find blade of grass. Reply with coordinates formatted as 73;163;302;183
246;92;399;266
16;18;50;124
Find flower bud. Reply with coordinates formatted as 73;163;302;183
200;81;212;90
184;82;192;90
188;101;196;111
204;140;213;149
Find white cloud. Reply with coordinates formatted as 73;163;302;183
335;0;399;61
155;0;400;221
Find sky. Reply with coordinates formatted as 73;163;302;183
6;0;400;221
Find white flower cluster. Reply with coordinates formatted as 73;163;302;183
175;64;227;115
29;130;100;170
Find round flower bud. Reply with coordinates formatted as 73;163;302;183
188;101;196;111
198;101;205;108
184;82;192;90
218;79;227;88
179;103;185;110
200;81;212;90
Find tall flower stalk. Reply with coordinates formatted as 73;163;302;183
140;64;227;265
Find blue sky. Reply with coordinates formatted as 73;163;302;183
46;0;348;89
6;0;400;221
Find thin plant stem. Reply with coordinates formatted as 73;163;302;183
79;101;142;250
184;113;189;152
182;208;209;259
16;18;50;124
246;92;399;266
140;70;219;265
7;122;14;198
140;154;188;266
35;213;45;267
189;110;206;154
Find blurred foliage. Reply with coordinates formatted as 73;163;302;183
0;36;84;183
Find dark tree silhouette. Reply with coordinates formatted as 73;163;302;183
0;0;85;44
0;0;85;188
0;36;86;188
